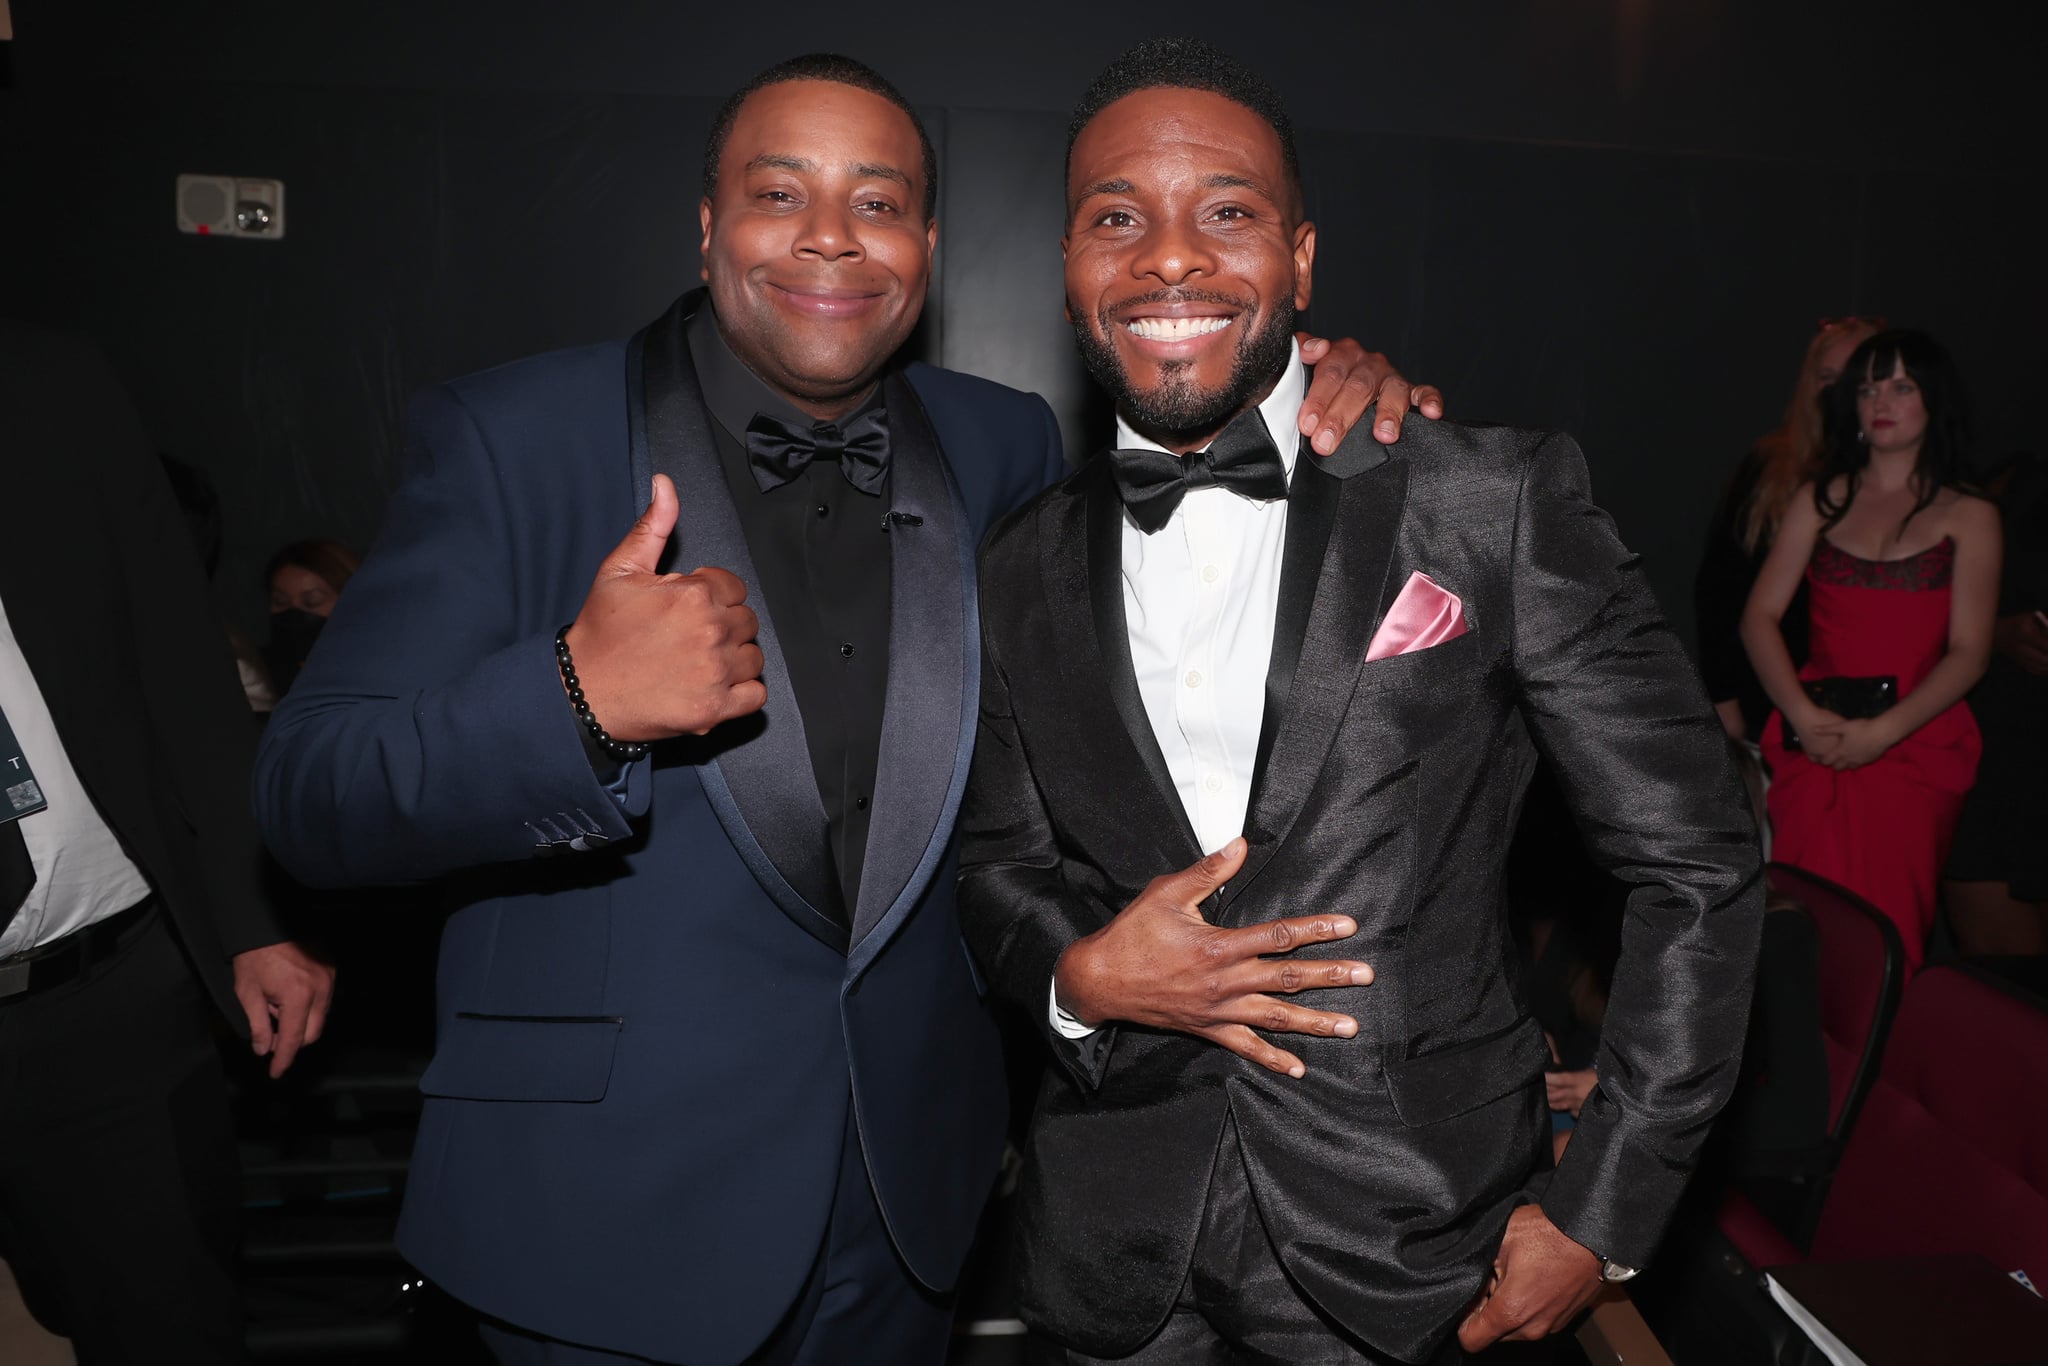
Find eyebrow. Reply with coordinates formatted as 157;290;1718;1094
853;162;912;189
1076;172;1271;200
747;153;816;175
745;153;912;191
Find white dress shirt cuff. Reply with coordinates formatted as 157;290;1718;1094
1049;978;1099;1039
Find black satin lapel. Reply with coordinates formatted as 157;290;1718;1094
849;374;967;945
635;293;846;951
1246;439;1337;817
1084;470;1204;861
1232;457;1409;897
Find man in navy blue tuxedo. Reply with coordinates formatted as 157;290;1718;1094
254;52;1431;1366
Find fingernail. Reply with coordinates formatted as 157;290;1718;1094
1334;918;1356;935
1351;966;1373;984
1378;420;1396;438
1336;1018;1357;1037
1288;1065;1306;1079
1319;426;1339;450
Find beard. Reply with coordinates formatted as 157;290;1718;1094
1071;289;1298;445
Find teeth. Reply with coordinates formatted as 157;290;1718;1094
1125;316;1233;342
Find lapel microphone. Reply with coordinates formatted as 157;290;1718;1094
880;510;924;533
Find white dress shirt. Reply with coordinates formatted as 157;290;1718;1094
0;594;153;958
1052;345;1306;1037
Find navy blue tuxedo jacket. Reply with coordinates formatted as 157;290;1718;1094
254;292;1065;1362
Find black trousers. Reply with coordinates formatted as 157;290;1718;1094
1043;1116;1464;1366
0;911;243;1363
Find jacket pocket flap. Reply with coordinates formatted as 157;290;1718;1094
1384;1015;1547;1127
419;1013;623;1103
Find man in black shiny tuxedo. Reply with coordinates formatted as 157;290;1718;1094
958;39;1764;1366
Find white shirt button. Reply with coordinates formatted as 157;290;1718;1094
1201;564;1222;584
1204;773;1224;792
1184;670;1204;689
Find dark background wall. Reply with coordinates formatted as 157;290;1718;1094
2;0;2040;641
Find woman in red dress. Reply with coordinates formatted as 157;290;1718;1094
1742;330;2002;973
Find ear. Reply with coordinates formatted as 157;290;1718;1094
926;214;939;260
1292;220;1317;312
698;198;714;284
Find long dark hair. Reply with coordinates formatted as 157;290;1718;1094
1814;328;1973;531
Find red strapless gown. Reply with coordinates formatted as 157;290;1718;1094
1761;537;1981;974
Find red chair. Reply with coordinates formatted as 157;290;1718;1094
1717;864;1906;1265
1802;966;2048;1284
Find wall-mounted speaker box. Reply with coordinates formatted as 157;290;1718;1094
177;174;286;240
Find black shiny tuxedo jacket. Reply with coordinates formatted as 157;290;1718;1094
958;416;1764;1362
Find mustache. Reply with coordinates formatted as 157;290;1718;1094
1099;288;1255;325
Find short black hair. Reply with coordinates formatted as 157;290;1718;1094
702;53;938;222
1066;38;1302;215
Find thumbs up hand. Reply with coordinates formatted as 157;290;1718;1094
1051;838;1377;1077
561;475;767;741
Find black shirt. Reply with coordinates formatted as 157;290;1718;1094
688;307;893;921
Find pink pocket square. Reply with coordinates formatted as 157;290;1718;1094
1365;571;1468;662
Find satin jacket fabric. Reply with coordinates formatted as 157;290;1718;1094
254;291;1065;1363
958;416;1764;1363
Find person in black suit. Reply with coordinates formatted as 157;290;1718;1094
958;40;1764;1365
253;53;1427;1366
0;323;336;1362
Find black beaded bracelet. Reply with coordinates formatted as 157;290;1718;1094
555;625;649;763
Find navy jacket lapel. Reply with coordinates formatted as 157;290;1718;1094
847;374;974;950
631;293;847;952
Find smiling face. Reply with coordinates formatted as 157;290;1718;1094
1856;355;1929;456
699;79;937;419
1063;87;1313;450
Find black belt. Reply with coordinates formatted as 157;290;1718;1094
0;894;159;1002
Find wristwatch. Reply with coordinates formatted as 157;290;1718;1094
1598;1254;1640;1283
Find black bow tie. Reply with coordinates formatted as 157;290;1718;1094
744;406;891;496
1109;406;1291;534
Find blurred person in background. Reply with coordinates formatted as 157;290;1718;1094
1696;317;1883;740
1944;449;2048;956
163;454;277;714
1503;768;1623;1162
1;321;334;1362
263;538;358;698
1742;329;2001;974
